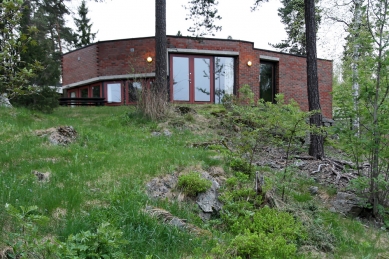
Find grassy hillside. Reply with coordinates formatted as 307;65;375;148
0;106;388;259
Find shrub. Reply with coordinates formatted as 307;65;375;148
11;86;60;113
229;157;252;175
60;222;128;259
4;204;129;259
214;206;305;259
177;172;212;196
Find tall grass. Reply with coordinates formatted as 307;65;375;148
0;106;388;258
0;106;216;258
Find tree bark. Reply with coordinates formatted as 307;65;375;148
155;0;167;97
304;0;324;159
352;0;362;132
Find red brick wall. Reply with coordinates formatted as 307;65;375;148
62;44;98;85
98;38;155;76
62;36;332;118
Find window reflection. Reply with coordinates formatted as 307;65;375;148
195;58;211;102
214;57;234;104
80;88;88;98
92;86;100;97
173;57;189;101
260;63;274;103
128;82;142;102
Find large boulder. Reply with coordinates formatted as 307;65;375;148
330;192;365;216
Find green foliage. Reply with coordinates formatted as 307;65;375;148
5;204;130;259
60;222;128;259
183;0;222;37
268;0;321;55
0;0;42;99
73;0;97;48
213;206;305;259
20;0;75;86
177;172;212;196
0;106;219;258
221;93;235;110
333;0;389;216
229;157;252;175
4;204;58;258
11;86;60;113
223;86;314;201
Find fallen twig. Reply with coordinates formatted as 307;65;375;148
311;164;328;174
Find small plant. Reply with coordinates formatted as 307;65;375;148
184;113;195;122
229;157;252;175
60;222;128;259
213;206;306;259
4;204;58;258
177;172;212;196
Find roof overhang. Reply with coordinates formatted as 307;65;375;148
168;48;239;56
260;55;280;61
62;73;155;89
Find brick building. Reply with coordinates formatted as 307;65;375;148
62;36;333;118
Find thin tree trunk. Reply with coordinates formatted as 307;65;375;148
371;33;383;218
352;0;362;133
155;0;167;97
305;0;324;159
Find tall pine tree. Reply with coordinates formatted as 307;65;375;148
73;0;97;48
20;0;75;86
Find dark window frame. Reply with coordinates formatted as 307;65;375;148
260;61;277;103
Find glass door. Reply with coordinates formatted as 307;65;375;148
170;55;213;103
172;56;190;101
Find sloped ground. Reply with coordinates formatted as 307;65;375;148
144;105;389;258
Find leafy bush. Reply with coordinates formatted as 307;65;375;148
4;204;129;259
229;157;252;175
11;86;60;113
177;172;212;196
4;204;56;258
213;206;306;259
60;222;128;259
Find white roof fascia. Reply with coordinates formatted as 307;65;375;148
62;73;155;89
260;55;280;61
168;48;239;56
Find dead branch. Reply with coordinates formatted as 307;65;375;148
311;164;329;174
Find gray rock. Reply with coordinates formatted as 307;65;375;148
294;160;306;168
32;170;50;182
309;186;319;195
151;132;162;136
196;173;222;214
330;192;364;216
163;129;172;137
169;217;186;229
0;94;12;108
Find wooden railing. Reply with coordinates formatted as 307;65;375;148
59;97;106;106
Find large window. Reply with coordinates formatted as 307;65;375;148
172;57;190;101
170;54;235;104
260;62;276;103
107;83;122;103
214;57;234;104
92;85;100;97
128;82;142;103
80;88;88;98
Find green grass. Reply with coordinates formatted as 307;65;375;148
0;105;388;259
0;106;217;258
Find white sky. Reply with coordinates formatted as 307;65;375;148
67;0;344;61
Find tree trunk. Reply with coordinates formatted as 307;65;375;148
304;0;324;159
155;0;167;97
352;0;362;133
